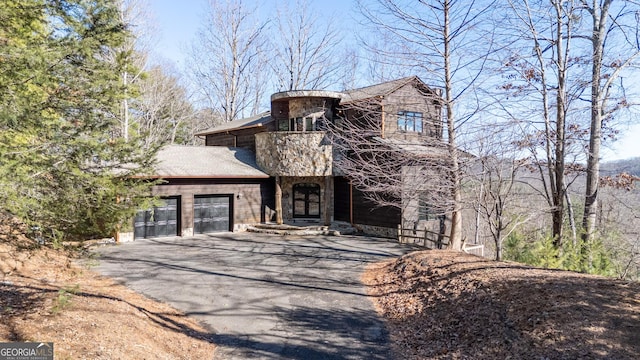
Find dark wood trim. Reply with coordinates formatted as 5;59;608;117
275;175;283;224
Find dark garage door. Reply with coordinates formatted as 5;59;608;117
194;195;231;234
134;197;179;239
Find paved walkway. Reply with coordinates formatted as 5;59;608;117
93;232;415;359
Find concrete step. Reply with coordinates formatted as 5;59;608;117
245;222;359;236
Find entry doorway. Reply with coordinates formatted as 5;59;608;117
293;183;321;218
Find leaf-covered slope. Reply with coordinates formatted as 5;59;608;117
364;250;640;359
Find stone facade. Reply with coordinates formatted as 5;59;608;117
353;224;399;239
255;132;332;177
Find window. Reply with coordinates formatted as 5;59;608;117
278;118;289;131
397;111;423;133
287;116;317;131
418;196;436;221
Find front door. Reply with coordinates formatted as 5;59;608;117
293;183;321;218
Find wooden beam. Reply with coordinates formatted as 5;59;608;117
380;104;385;138
275;176;283;224
324;176;331;226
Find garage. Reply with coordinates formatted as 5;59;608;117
134;197;180;239
194;195;232;234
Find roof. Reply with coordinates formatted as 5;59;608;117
194;111;272;137
271;90;344;102
192;76;440;135
373;137;450;158
152;145;269;178
342;76;434;103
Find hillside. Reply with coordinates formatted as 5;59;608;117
0;223;215;359
601;157;640;176
364;250;640;359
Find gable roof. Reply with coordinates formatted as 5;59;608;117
194;111;272;137
342;76;437;103
152;145;268;178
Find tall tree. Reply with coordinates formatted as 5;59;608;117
270;0;343;91
189;0;268;122
111;0;156;141
503;0;582;246
580;0;640;251
355;0;497;250
0;0;156;241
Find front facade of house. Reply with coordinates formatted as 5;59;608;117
122;76;444;241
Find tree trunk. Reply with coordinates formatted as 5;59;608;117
551;0;569;247
123;71;129;141
582;0;609;249
443;0;463;251
565;188;577;246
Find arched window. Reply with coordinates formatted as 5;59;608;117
293;183;321;218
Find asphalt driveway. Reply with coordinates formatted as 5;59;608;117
93;232;415;359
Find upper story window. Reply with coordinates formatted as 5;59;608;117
282;110;326;131
397;111;423;133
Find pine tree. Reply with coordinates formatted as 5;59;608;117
0;0;157;241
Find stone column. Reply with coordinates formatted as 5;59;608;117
275;175;283;225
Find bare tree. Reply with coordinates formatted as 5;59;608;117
270;0;343;91
189;0;269;122
112;0;157;140
134;65;196;148
579;0;640;249
501;0;587;247
354;0;497;250
472;133;534;260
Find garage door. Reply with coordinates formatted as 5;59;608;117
194;196;231;234
134;197;179;239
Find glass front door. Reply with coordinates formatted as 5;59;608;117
293;183;321;218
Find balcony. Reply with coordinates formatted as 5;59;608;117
255;131;332;177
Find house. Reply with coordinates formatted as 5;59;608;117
120;76;445;242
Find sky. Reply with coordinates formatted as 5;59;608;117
145;0;640;161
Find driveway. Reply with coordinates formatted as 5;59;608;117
93;232;415;359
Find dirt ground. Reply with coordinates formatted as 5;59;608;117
363;250;640;359
0;218;215;360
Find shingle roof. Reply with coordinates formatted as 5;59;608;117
194;111;272;136
342;76;425;102
153;145;268;178
373;137;450;158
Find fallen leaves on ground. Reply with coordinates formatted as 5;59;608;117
0;218;215;359
363;250;640;360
